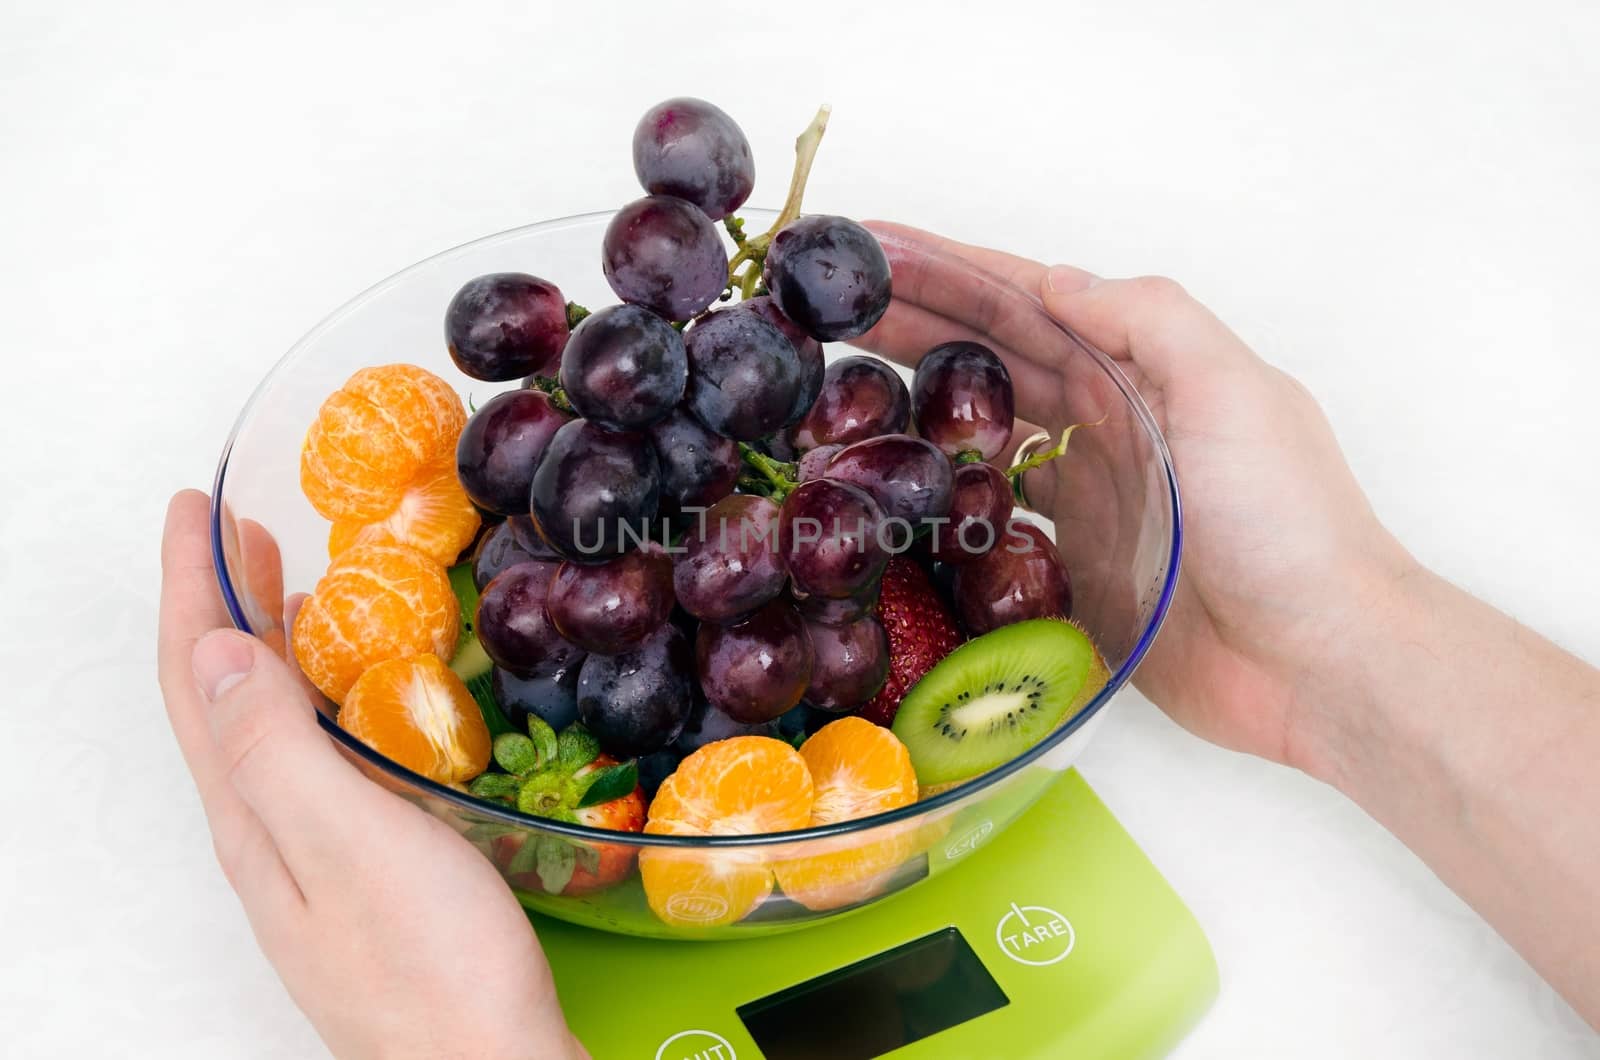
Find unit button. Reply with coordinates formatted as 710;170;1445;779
995;901;1076;966
654;1028;737;1060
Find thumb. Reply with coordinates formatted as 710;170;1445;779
1038;270;1256;389
192;629;386;885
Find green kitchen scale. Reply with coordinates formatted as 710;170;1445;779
532;770;1218;1059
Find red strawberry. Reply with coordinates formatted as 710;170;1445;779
858;557;965;727
472;721;648;896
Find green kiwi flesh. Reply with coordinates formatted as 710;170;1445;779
892;618;1101;787
446;562;515;736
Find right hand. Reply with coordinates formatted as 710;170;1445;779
860;223;1415;775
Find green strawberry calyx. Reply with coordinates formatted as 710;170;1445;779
465;717;639;893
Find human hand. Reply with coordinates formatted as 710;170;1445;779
859;224;1414;774
158;490;586;1060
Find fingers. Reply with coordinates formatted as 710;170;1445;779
193;628;392;891
159;491;242;796
864;221;1052;291
1038;271;1257;390
159;491;302;918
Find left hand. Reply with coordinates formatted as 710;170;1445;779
158;489;586;1060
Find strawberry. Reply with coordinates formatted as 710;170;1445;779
469;718;646;896
858;557;965;727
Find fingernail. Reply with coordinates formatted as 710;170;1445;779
1046;265;1100;293
192;630;256;702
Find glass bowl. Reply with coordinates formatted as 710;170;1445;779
211;209;1180;940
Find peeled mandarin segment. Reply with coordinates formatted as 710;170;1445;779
638;841;774;928
640;737;813;927
291;544;459;703
773;718;921;911
300;401;413;521
327;457;481;565
797;716;919;820
645;736;814;835
300;365;467;521
338;654;490;784
344;364;467;464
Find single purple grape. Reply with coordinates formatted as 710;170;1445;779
789;355;909;451
529;419;660;562
673;494;787;623
803;615;889;713
824;433;954;533
911;341;1015;460
546;548;675;655
602;195;728;322
455;389;569;516
951;521;1073;634
762;215;891;341
694;600;814;723
576;624;695;757
792;580;881;626
493;665;581;732
929;462;1014;564
631;98;755;221
796;443;843;482
472;519;541;590
674;698;780;753
779;478;890;599
646;405;740;518
683;306;802;441
559;304;687;431
507;514;563;560
637;747;685;797
445;273;569;381
730;295;824;425
476;561;586;677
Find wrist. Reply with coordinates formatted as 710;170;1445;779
1277;538;1435;790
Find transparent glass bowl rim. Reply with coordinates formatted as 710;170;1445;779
210;209;1184;849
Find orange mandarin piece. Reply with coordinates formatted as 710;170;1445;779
640;736;814;927
338;654;490;785
773;717;920;911
328;457;481;565
299;364;467;521
342;364;468;464
290;543;459;703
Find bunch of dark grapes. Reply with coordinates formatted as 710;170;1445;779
443;97;1068;772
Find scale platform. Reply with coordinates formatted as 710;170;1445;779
534;770;1218;1059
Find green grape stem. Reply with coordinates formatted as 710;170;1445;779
527;375;575;414
738;443;799;501
724;103;832;295
1003;418;1106;481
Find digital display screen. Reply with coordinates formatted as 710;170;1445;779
736;928;1008;1060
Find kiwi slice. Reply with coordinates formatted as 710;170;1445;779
447;561;516;737
891;618;1102;788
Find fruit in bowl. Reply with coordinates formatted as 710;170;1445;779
212;96;1180;939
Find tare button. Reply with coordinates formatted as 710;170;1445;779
995;901;1076;966
654;1028;737;1060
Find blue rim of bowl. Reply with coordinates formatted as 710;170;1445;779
211;210;1182;848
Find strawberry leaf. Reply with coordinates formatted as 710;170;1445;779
536;838;577;894
576;761;638;808
570;840;601;875
468;772;522;801
463;821;516;843
526;715;560;770
492;733;539;776
556;724;601;772
507;835;542;877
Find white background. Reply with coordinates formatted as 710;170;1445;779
3;0;1597;1056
